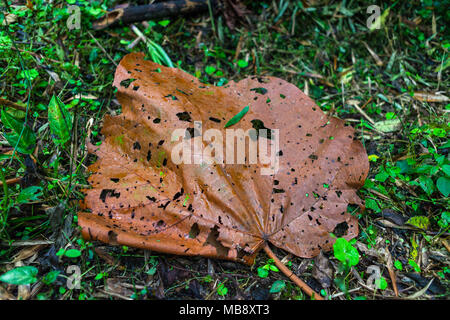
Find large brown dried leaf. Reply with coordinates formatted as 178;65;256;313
78;52;369;265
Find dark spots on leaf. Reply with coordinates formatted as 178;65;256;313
133;141;141;150
280;94;286;99
176;112;191;122
146;196;156;202
209;117;221;123
158;140;165;146
156;220;166;228
100;189;121;203
153;118;161;124
173;188;184;201
158;201;171;210
273;188;285;194
164;94;178;100
176;88;190;95
336;190;342;198
147;150;152;161
110;178;120;183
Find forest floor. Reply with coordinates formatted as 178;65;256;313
0;0;449;300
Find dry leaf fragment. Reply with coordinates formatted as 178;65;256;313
312;251;333;288
78;52;369;297
412;92;449;103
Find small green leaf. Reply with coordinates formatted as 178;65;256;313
374;170;389;182
146;266;157;276
94;273;104;280
441;165;450;177
257;266;269;278
333;237;359;267
158;20;170;27
48;95;73;145
42;270;60;285
376;277;388;290
1;108;36;154
369;7;390;31
16;186;43;204
205;65;216;75
418;175;435;196
408;259;421;272
224;105;249;128
441;212;450;224
269;264;279;272
365;198;381;213
269;280;286;293
64;249;81;258
237;59;248;68
0;266;38;285
406;216;430;230
394;260;403;271
217;282;228;296
436;177;450;197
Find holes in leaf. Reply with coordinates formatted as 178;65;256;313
333;222;349;237
189;223;200;239
176;112;191;122
107;230;119;245
100;189;121;202
250;119;272;140
204;225;229;256
120;79;135;88
250;87;268;95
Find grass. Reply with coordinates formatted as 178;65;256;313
0;0;448;300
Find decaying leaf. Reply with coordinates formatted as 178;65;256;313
79;52;368;270
312;251;333;288
412;92;449;103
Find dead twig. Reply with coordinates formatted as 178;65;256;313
263;243;324;300
93;0;218;30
